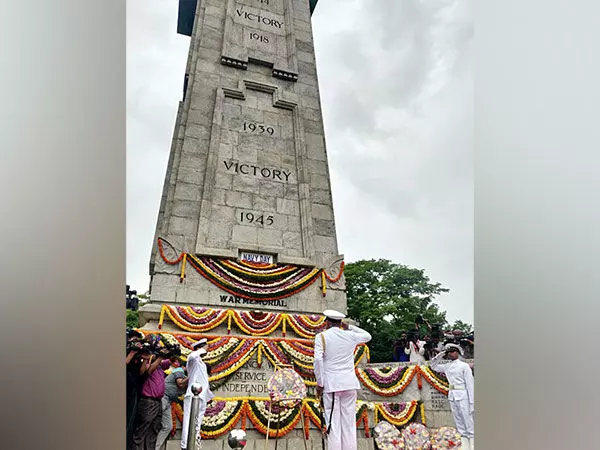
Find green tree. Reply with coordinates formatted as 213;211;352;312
126;309;139;329
448;319;473;334
345;259;449;363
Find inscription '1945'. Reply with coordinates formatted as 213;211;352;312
236;9;283;29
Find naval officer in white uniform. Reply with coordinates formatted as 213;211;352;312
313;310;372;450
429;343;475;450
181;338;214;450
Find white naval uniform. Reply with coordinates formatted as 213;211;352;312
429;352;474;445
181;350;214;449
313;324;372;450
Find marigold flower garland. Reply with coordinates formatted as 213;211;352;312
138;330;369;387
158;305;326;338
418;366;450;395
157;238;345;301
374;401;421;427
356;366;419;397
158;238;321;301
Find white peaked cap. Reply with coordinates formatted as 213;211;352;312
445;343;464;355
230;429;246;439
323;309;346;320
192;338;208;349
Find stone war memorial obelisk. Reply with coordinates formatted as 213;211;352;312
138;1;461;449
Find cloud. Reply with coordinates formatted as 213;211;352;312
127;0;473;323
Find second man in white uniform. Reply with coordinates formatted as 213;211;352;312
429;343;475;450
313;310;372;450
181;338;214;450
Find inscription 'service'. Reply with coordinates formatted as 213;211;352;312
235;8;283;29
223;160;292;182
216;361;271;394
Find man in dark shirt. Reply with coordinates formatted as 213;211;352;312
156;360;188;449
126;330;144;450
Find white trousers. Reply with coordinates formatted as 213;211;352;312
449;398;474;439
322;390;357;450
180;396;207;449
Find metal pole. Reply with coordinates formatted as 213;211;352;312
188;384;203;450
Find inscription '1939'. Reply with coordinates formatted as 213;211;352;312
243;122;274;134
236;9;283;29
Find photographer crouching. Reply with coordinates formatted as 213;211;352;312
131;335;182;450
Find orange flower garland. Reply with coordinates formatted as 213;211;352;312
323;261;345;282
169;398;422;440
158;305;326;338
374;401;420;427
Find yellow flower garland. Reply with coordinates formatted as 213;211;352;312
169;397;419;440
374;401;419;427
356;365;419;397
158;305;326;338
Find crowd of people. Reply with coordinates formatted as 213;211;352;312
125;313;474;450
126;329;213;450
392;317;475;363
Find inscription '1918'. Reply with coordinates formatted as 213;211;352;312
236;9;283;28
249;32;269;43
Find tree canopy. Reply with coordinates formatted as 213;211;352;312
345;259;450;363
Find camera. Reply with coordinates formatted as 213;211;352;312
127;340;144;353
127;334;182;360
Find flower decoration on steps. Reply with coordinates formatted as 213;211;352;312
401;423;431;450
373;420;405;450
173;398;423;441
432;427;462;449
157;238;344;300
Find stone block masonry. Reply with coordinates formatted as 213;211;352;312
148;0;344;313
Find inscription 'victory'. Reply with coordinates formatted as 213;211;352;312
235;8;283;29
223;160;293;182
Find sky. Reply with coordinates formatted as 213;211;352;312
127;0;473;324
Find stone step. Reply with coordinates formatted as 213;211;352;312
163;437;375;450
